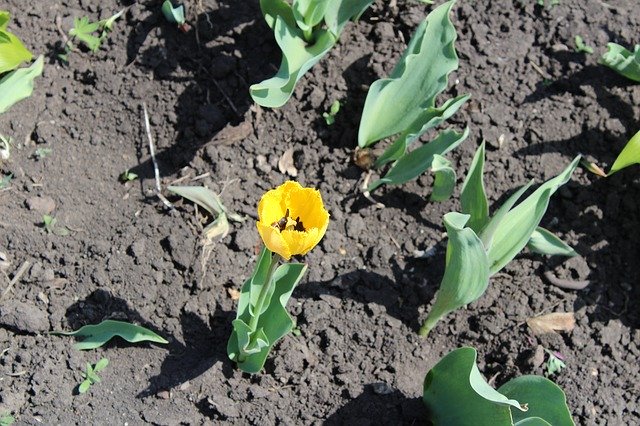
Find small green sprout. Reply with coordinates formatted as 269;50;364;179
62;9;125;57
600;43;640;83
0;411;14;426
52;319;168;350
42;215;70;236
161;0;190;32
119;170;138;182
585;130;640;176
420;143;580;336
322;100;341;125
34;147;52;160
78;358;108;394
0;173;12;189
574;36;593;54
545;349;566;376
423;347;574;425
537;0;559;6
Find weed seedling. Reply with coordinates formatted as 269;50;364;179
42;215;70;236
0;173;12;189
545;349;566;376
60;9;125;60
323;100;341;125
161;0;190;32
574;36;593;54
0;411;14;426
34;147;52;160
78;358;108;394
119;170;138;182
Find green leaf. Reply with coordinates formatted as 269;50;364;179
374;94;470;167
0;11;33;73
53;319;168;350
100;9;125;32
498;376;574;426
600;43;640;83
419;213;490;336
0;54;43;114
527;227;577;257
70;16;102;51
250;17;335;108
485;156;580;275
609;129;640;175
168;185;224;214
292;0;329;35
430;154;456;202
461;142;489;233
573;35;593;54
260;0;296;30
94;357;109;372
423;347;524;425
367;127;469;193
228;248;308;373
78;379;91;394
358;0;463;148
323;0;374;36
161;1;186;25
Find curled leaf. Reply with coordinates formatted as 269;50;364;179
53;319;168;350
526;312;576;336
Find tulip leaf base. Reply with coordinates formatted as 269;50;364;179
423;347;574;426
420;145;580;336
600;42;640;83
228;247;307;374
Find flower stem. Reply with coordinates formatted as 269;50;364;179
248;250;281;332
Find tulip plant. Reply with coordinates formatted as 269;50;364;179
250;0;374;108
358;0;469;198
0;11;43;114
423;347;574;425
600;42;640;83
227;181;329;373
420;143;580;336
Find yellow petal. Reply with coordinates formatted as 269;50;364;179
257;221;292;260
257;182;295;225
281;227;322;256
286;185;329;230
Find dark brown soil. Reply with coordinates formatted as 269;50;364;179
1;0;639;424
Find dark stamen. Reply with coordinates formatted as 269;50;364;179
294;216;305;232
272;209;290;231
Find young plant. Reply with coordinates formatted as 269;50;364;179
161;0;190;32
323;99;341;125
34;147;52;160
600;42;640;83
60;9;125;60
573;36;593;54
227;181;329;373
42;215;70;236
78;358;109;394
0;173;11;189
419;143;580;336
119;169;138;182
608;129;640;175
545;349;566;376
250;0;374;108
423;347;574;425
53;319;168;350
0;411;14;426
358;0;469;198
0;11;32;74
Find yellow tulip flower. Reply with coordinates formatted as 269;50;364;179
257;181;330;260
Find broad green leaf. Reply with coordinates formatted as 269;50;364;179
70;16;102;51
479;180;534;250
527;227;577;257
514;419;552;426
228;248;307;373
430;154;456;202
609;129;640;175
94;357;109;372
292;0;329;36
374;94;470;167
367;127;469;193
486;156;580;275
600;43;640;83
0;55;43;114
168;185;224;214
0;11;32;73
78;380;91;394
461;142;489;233
358;0;462;148
423;347;523;425
498;376;575;426
250;17;335;108
260;0;296;30
53;319;168;350
419;213;490;336
323;0;374;36
162;1;186;25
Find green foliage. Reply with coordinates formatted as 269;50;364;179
0;11;33;74
228;247;307;373
34;147;52;160
423;347;574;426
358;1;469;194
78;358;109;394
250;0;373;107
168;185;245;240
53;320;168;350
68;9;125;52
609;129;640;175
42;215;70;236
0;412;14;426
323;99;341;125
0;55;43;114
161;0;186;25
421;145;579;335
119;170;138;182
545;349;566;376
573;36;593;54
600;43;640;83
0;173;11;189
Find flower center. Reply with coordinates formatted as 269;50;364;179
272;208;306;232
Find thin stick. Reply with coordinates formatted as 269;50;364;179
1;260;30;300
530;61;551;80
142;102;173;209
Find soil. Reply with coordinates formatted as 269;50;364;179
1;0;639;424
